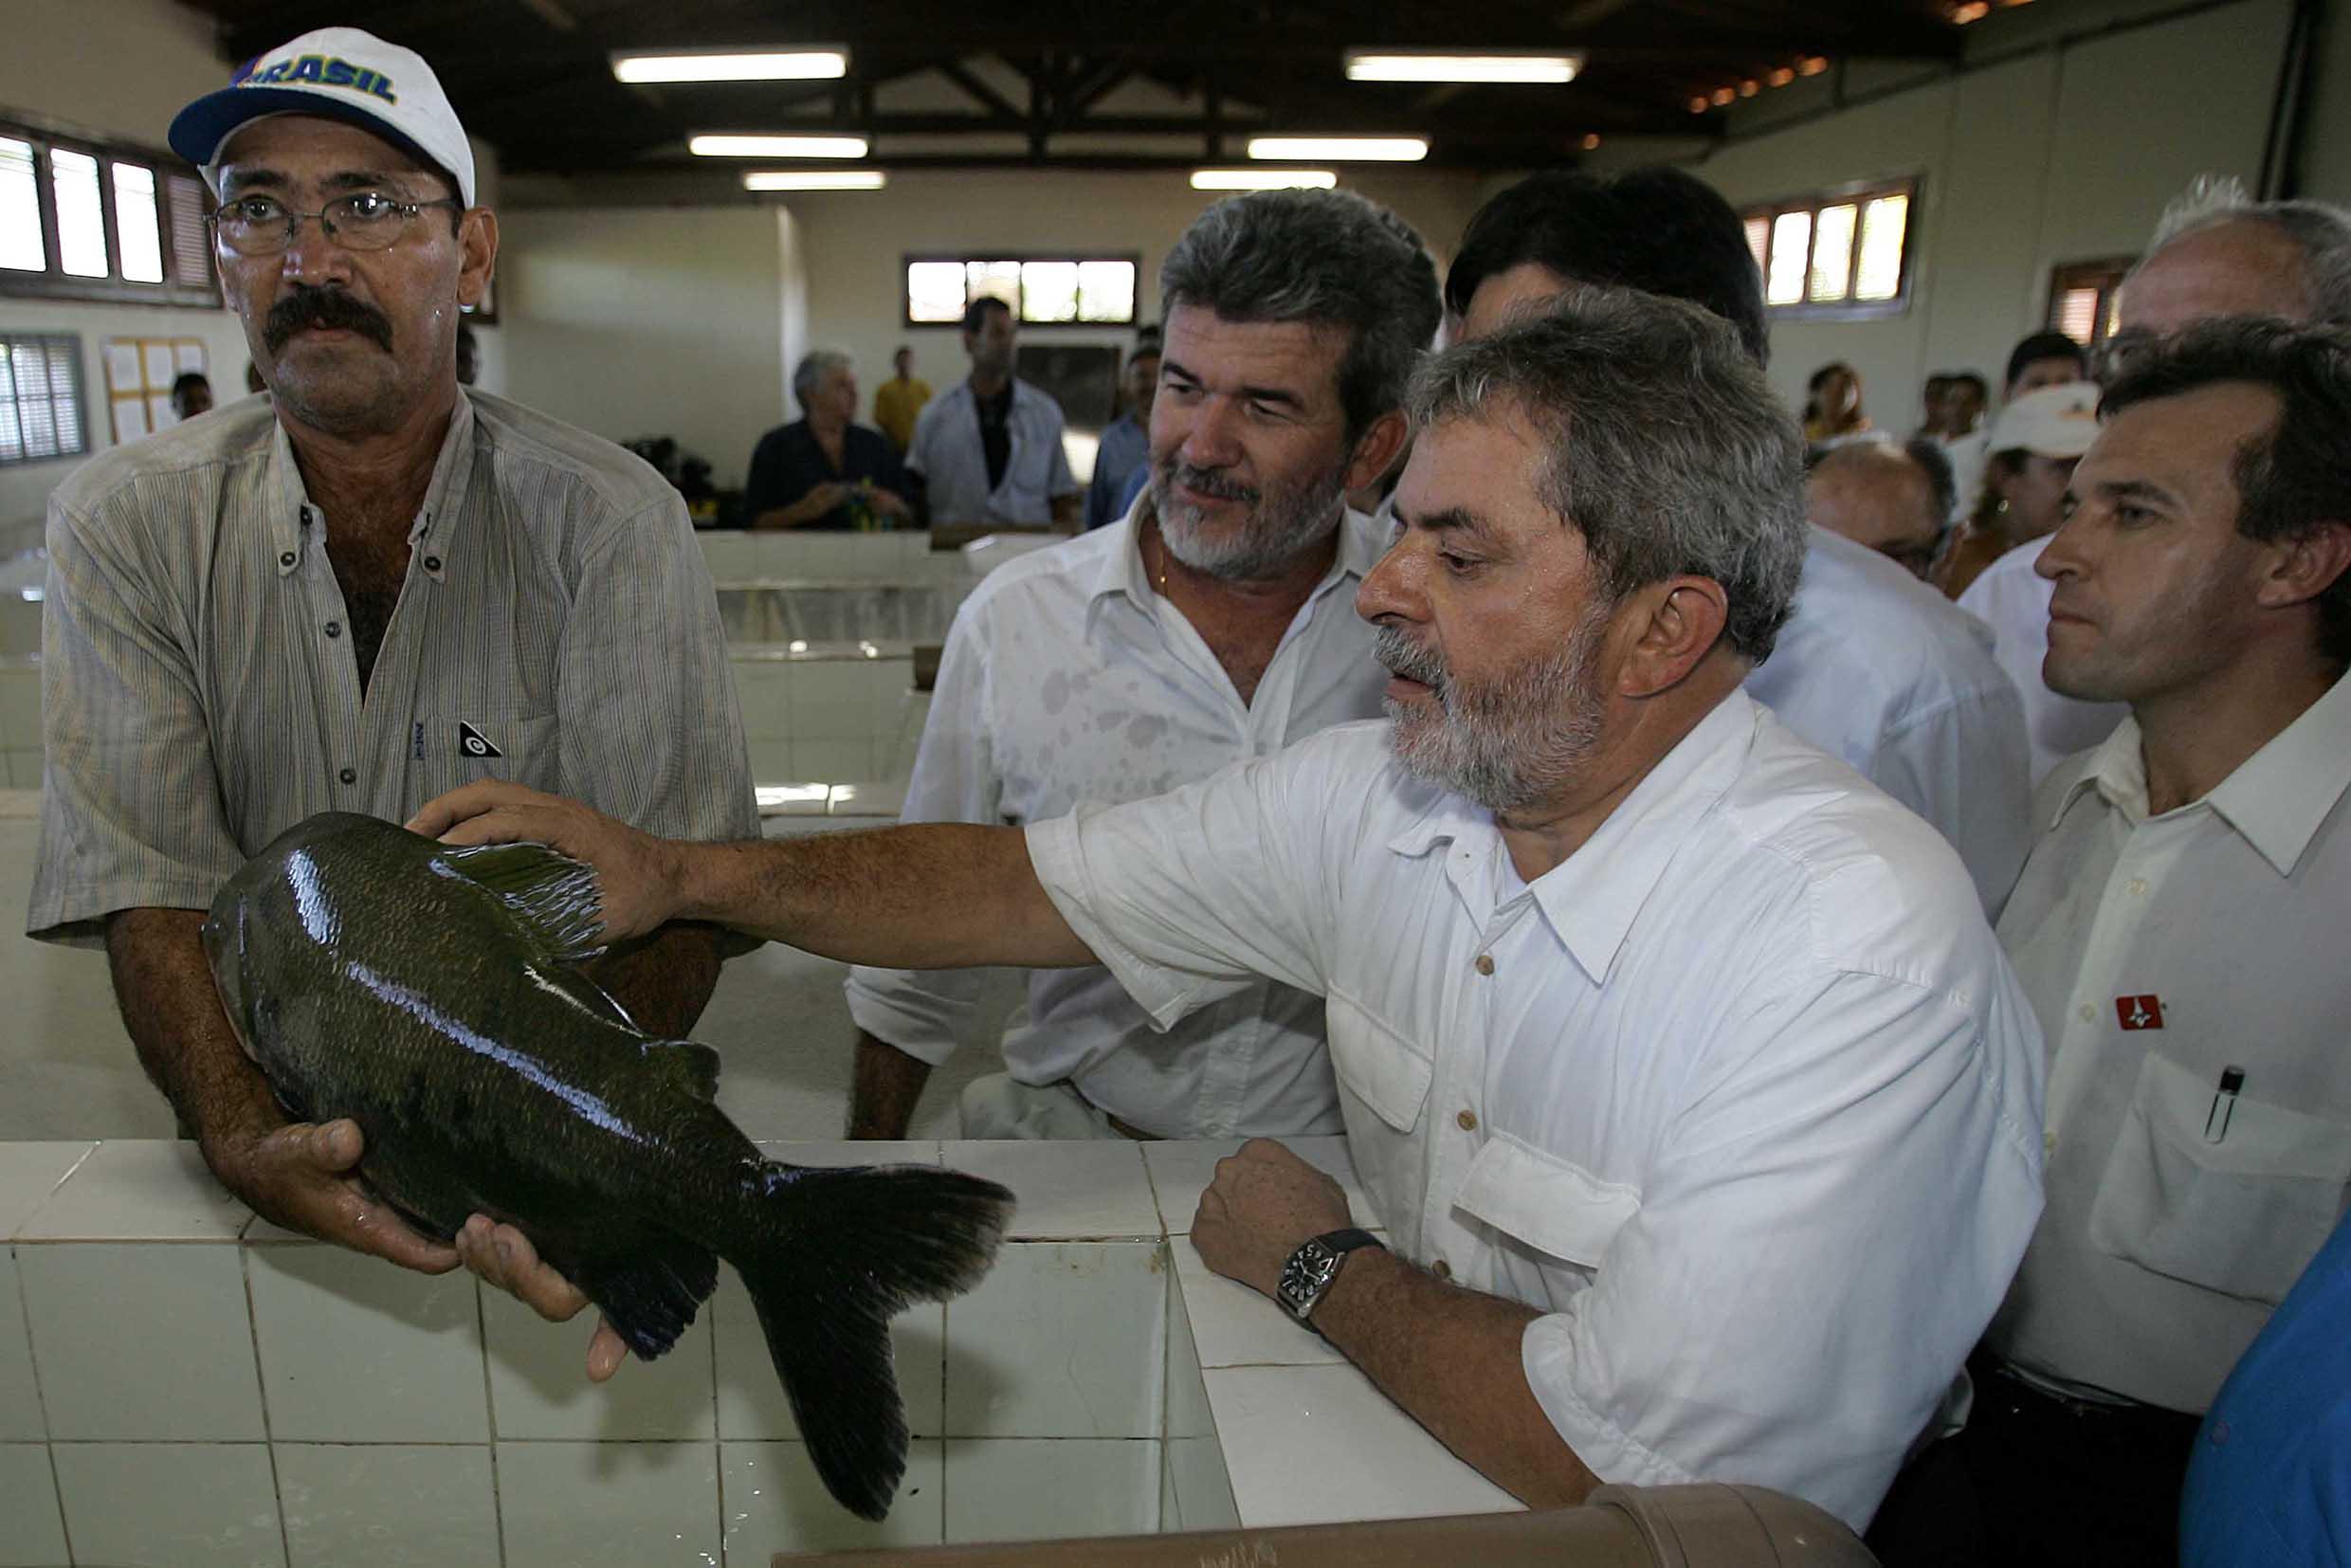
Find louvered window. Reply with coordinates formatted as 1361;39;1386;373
0;113;221;307
0;334;88;465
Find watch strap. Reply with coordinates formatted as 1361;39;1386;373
1277;1227;1386;1327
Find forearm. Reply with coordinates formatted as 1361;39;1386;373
848;1029;933;1139
104;907;284;1153
669;823;1094;968
1314;1249;1599;1508
585;921;726;1038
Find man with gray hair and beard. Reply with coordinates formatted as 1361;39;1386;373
413;288;2046;1526
839;187;1435;1140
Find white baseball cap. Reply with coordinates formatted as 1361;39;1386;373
169;27;475;208
1985;380;2103;460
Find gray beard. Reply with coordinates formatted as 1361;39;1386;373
1376;606;1612;813
1152;457;1348;581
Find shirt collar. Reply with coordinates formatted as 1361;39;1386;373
2053;673;2351;876
265;393;479;583
1385;688;1759;984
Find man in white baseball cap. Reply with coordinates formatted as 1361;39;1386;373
1952;382;2127;781
27;28;757;1284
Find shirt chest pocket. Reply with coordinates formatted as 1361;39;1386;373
1453;1135;1642;1271
2089;1052;2351;1305
1324;991;1431;1134
405;711;559;802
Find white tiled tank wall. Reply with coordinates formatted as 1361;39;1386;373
0;1140;1196;1567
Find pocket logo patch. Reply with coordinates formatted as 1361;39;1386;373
2116;994;2166;1030
458;721;503;759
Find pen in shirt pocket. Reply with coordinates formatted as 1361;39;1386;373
2205;1066;2245;1144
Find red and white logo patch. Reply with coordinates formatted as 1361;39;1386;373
2115;994;2166;1030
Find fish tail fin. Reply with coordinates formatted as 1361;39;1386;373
735;1162;1013;1521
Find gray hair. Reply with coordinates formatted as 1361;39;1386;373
1408;286;1807;664
1159;188;1442;444
792;350;853;410
2136;174;2351;327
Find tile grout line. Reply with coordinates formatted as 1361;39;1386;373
474;1276;507;1568
238;1240;295;1568
11;1240;74;1565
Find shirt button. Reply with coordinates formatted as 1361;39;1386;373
424;555;442;573
1474;955;1495;976
2128;877;2149;897
323;621;340;638
278;551;296;568
1456;1108;1477;1132
2079;1003;2098;1023
1431;1259;1452;1280
337;767;355;785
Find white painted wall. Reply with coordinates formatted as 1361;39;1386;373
1670;0;2297;435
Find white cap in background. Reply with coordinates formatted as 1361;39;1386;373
1985;380;2102;460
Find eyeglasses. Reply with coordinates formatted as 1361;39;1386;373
208;191;463;257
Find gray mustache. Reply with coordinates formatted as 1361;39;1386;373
1374;626;1448;691
1158;459;1258;503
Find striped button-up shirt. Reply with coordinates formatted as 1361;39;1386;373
28;392;757;943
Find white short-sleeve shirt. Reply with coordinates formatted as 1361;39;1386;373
1990;672;2351;1413
845;501;1390;1136
1026;693;2047;1529
1745;526;2033;914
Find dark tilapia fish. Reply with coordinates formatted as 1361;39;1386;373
201;811;1012;1521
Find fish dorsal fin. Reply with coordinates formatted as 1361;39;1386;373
435;841;608;964
642;1039;722;1101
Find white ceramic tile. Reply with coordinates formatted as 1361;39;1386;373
1142;1136;1376;1236
753;782;831;819
0;1444;64;1567
3;749;39;792
18;1242;265;1440
1161;1261;1212;1441
0;1144;96;1240
749;1140;939;1169
940;1141;1157;1241
276;1443;499;1568
0;1252;41;1441
729;665;794;741
1202;1363;1521;1528
746;739;797;783
721;1438;942;1558
697;535;759;579
495;1441;720;1568
790;661;877;739
246;1244;489;1442
713;1271;942;1442
787;737;872;784
941;1438;1159;1544
483;1287;715;1440
0;665;39;749
1166;1435;1240;1532
15;1140;249;1240
1170;1235;1346;1370
52;1441;285;1568
943;1243;1163;1439
827;779;905;818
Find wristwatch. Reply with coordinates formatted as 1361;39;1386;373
1276;1228;1385;1327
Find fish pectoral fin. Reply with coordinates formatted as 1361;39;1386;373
642;1039;722;1100
436;841;608;964
574;1237;720;1360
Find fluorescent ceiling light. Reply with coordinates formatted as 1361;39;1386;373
1247;136;1427;162
690;134;868;158
1191;168;1339;190
742;170;886;191
1343;50;1580;83
613;49;847;83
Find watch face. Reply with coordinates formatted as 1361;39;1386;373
1278;1241;1339;1320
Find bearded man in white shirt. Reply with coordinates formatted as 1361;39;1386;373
846;187;1437;1141
416;289;2043;1529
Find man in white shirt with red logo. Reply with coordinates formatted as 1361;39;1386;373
414;290;2045;1531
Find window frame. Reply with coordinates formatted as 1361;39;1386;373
1;110;223;309
901;251;1142;330
0;332;92;469
2046;256;2136;350
1739;175;1921;321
